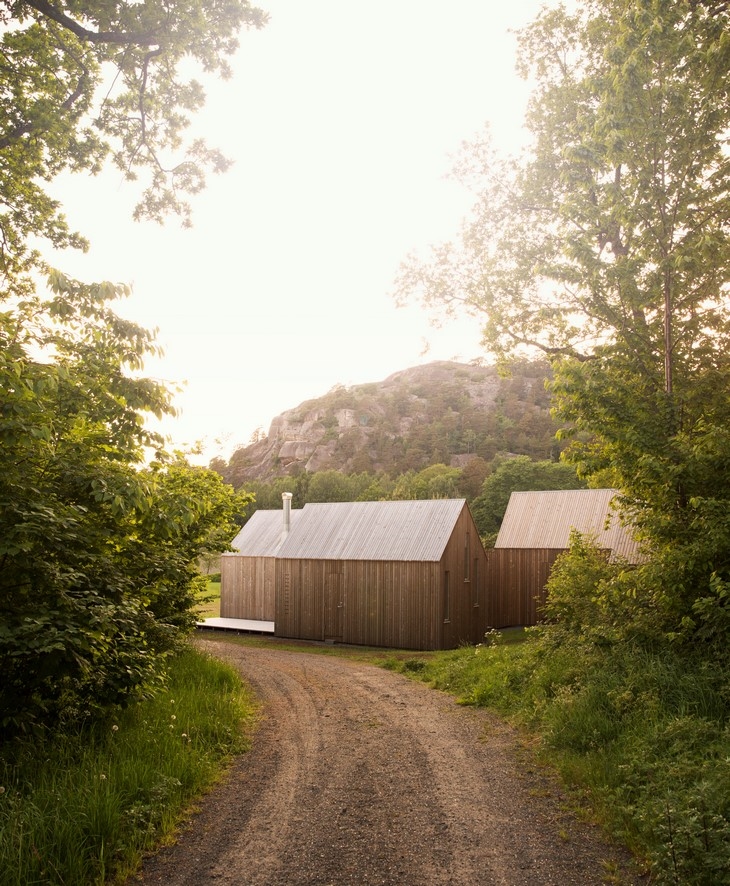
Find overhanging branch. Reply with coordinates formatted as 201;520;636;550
24;0;161;46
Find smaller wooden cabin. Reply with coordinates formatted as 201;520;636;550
220;495;299;622
275;499;489;650
494;488;642;562
489;488;642;627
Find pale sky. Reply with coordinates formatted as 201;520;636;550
52;0;546;462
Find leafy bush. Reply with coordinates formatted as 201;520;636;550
0;276;247;737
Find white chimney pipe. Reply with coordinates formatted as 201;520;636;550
282;492;293;538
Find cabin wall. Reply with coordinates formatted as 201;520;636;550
274;503;491;650
275;559;443;650
220;554;276;621
485;548;563;628
439;504;491;647
345;560;442;649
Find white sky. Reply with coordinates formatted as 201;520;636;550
52;0;546;462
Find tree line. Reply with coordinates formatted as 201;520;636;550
1;0;264;738
225;456;586;546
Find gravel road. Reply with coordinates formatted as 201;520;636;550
129;636;643;886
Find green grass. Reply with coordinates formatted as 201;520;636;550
386;631;730;886
0;646;256;885
196;579;221;619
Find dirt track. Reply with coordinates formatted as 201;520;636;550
130;636;643;886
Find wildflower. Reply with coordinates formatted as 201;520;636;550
0;786;5;795
111;724;119;732
99;774;107;781
181;733;188;739
170;714;176;721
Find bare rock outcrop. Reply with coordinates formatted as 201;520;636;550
222;360;556;482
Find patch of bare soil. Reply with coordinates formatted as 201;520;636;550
129;637;644;886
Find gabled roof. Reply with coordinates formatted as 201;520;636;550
277;499;468;561
494;488;642;563
227;508;302;557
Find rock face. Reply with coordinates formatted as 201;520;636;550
226;360;557;482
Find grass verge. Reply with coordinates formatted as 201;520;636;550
196;578;221;619
0;645;256;885
386;631;730;886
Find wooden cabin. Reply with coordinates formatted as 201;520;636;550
274;498;490;650
488;488;643;627
220;490;638;643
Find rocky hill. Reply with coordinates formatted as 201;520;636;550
215;360;563;484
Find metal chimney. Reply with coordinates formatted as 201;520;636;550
281;492;293;539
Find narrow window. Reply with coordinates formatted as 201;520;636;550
444;570;451;623
464;531;471;581
473;558;479;607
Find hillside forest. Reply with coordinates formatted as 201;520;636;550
208;359;587;543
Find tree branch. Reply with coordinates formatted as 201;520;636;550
23;0;161;47
0;62;89;149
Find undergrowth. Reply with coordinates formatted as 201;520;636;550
390;635;730;884
386;533;730;886
0;646;256;885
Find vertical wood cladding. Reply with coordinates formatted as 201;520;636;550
222;515;570;642
219;554;276;621
274;502;490;650
485;548;563;628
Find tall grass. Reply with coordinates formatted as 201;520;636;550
0;646;256;885
392;633;730;885
196;578;221;619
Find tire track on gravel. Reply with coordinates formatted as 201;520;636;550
130;638;642;886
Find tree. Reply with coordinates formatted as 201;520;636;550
0;272;248;735
307;470;356;503
1;0;267;299
396;0;730;636
0;0;266;733
457;455;490;500
470;456;585;542
392;464;462;500
398;1;729;377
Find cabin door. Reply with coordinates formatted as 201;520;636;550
324;571;344;642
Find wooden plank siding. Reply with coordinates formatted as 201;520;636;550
275;501;491;650
439;504;491;647
275;559;443;649
485;548;563;628
220;554;276;621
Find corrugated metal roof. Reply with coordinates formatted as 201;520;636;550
277;499;467;561
227;508;302;557
494;489;642;563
